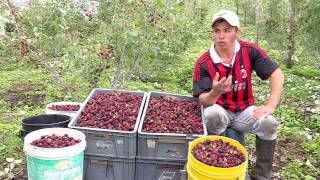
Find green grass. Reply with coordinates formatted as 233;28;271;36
282;160;319;179
0;68;59;163
0;120;24;161
291;67;320;78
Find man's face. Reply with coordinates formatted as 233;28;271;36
212;20;240;50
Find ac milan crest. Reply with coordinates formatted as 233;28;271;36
241;68;247;79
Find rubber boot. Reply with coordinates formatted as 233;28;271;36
254;136;276;180
226;127;245;145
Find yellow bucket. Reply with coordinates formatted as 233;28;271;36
187;135;248;180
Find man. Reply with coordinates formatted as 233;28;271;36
193;9;284;180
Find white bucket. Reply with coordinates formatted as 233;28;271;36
45;102;83;118
24;128;86;180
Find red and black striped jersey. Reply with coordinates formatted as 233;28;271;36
193;40;279;112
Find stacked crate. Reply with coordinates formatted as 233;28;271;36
68;88;147;180
136;92;208;180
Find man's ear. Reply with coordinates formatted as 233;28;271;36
235;28;241;38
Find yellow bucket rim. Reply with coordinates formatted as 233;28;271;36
187;162;246;180
187;158;247;177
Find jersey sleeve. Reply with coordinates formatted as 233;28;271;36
193;62;212;97
250;46;279;80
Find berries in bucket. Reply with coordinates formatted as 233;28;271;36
45;102;82;118
31;134;81;148
187;136;248;180
48;104;80;111
191;139;245;168
23;128;86;180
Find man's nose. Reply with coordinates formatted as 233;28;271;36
218;32;225;39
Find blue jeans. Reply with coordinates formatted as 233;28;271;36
225;127;245;145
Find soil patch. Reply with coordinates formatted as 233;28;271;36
0;83;45;109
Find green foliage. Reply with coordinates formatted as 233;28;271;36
298;0;320;54
125;81;155;92
281;71;316;105
282;160;319;179
291;67;320;78
0;121;23;162
244;133;256;149
240;25;256;42
275;106;305;128
257;40;284;63
277;126;303;138
303;115;320;133
261;0;288;51
301;136;320;154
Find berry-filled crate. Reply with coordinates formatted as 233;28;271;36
68;88;147;158
83;155;135;180
137;91;207;161
135;157;186;180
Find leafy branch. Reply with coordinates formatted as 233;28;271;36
4;0;80;101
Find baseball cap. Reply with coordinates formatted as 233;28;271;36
211;10;240;29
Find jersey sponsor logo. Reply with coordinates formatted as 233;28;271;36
233;81;247;92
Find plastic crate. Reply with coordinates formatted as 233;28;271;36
68;88;147;158
137;91;207;161
135;157;186;180
84;155;135;180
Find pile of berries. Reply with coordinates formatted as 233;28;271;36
192;139;245;168
31;134;81;148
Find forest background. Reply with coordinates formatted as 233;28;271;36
0;0;319;179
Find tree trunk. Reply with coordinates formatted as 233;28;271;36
255;0;262;45
236;0;239;15
265;1;274;39
243;2;247;27
286;0;297;68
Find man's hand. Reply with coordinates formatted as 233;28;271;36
198;72;232;107
211;72;232;95
253;105;275;120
